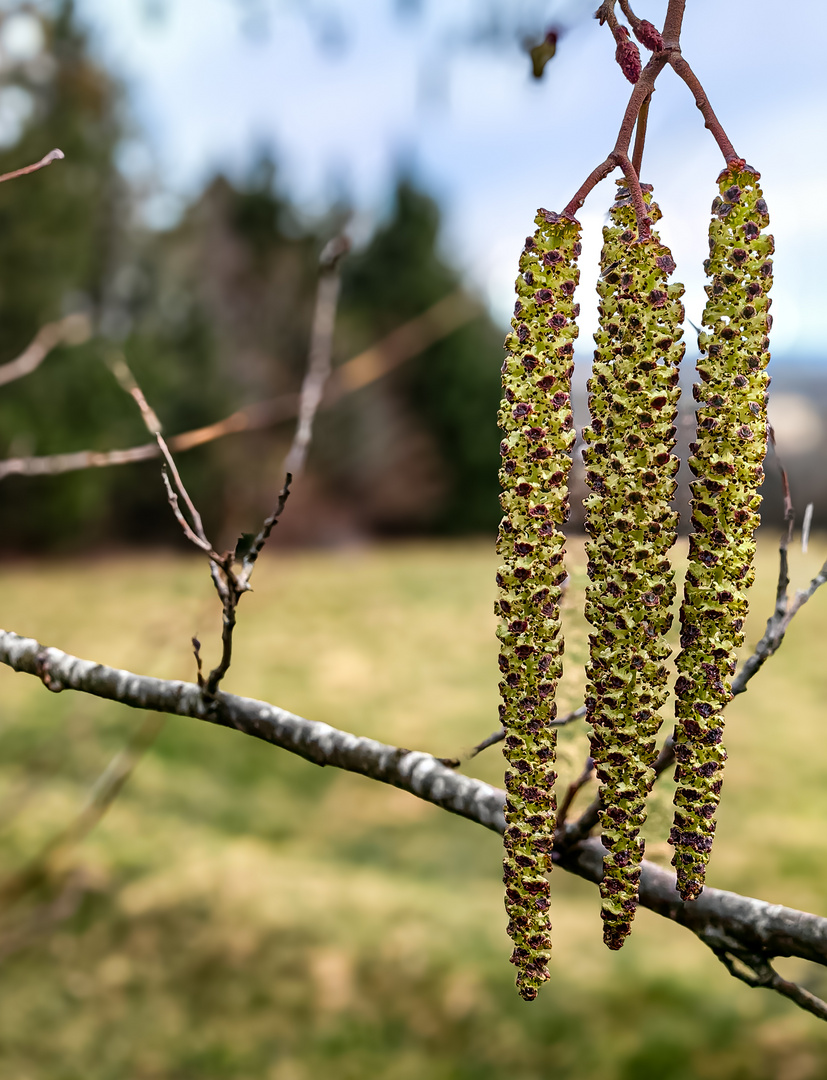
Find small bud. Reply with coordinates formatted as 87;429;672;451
632;18;664;51
615;37;642;83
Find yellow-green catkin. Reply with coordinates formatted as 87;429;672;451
582;183;684;948
669;167;773;900
497;209;581;1000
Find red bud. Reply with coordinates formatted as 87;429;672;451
615;38;641;83
632;19;664;51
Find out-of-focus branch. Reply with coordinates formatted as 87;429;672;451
283;235;349;478
0;147;63;186
0;290;480;483
2;628;827;1020
331;288;481;394
0;713;163;909
555;756;595;830
0;313;91;388
0;869;92;966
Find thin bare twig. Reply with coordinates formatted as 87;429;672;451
802;504;814;554
192;636;205;689
565;0;741;228
283;235;349;478
631;91;652;177
0;147;63;186
467;706;586;761
667;53;742;167
105;235;350;696
709;944;827;1024
0;314;91;388
468;727;506;759
555;756;595;830
0;290;480;484
237;475;292;587
107;353;227;614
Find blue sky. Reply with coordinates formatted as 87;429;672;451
72;0;827;363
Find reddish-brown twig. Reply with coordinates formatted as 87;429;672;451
565;0;741;234
0;148;63;186
631;91;652;176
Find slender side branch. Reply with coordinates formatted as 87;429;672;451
467;706;586;761
237;476;292;587
668;54;743;167
631;92;652;177
563;52;667;221
283;235;349;479
0;148;63;185
0;291;480;484
1;629;827;1019
615;153;652;237
555;756;595;830
0;314;91;388
568;0;739;226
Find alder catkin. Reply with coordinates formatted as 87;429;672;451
669;167;773;901
582;183;684;948
497;209;581;1000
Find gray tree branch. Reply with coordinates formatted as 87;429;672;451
1;628;826;1018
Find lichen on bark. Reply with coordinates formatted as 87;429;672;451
669;167;773;901
497;209;581;1000
582;182;684;948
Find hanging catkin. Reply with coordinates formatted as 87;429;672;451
669;167;773;901
582;183;684;948
497;209;581;1000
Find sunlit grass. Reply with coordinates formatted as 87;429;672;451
0;535;826;1077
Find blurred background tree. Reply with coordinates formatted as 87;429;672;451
0;0;505;551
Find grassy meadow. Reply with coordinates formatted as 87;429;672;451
0;535;826;1078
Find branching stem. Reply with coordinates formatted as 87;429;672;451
565;0;740;233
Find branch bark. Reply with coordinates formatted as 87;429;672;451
2;627;826;1018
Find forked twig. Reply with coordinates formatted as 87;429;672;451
105;232;351;695
709;944;827;1023
565;0;743;233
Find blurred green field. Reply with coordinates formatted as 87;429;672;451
1;535;827;1079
